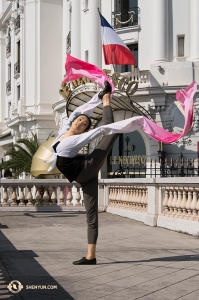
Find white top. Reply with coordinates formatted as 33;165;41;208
45;92;145;172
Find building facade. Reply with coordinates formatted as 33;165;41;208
0;0;199;179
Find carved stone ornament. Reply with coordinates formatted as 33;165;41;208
174;136;192;150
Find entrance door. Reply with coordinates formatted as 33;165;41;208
107;131;146;178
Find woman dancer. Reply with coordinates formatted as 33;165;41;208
48;81;117;265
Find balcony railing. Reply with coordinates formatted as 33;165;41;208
6;80;11;94
112;7;139;29
14;60;20;75
66;31;71;53
6;42;11;55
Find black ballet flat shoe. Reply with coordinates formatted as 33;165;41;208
98;80;112;99
72;257;97;265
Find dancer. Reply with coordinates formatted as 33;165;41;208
48;81;117;265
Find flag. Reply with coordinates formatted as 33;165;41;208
100;13;136;65
62;54;114;91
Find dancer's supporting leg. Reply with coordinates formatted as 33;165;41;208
75;93;119;262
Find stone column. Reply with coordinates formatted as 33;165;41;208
18;2;24;116
88;0;101;67
10;10;16;112
71;0;81;58
190;0;199;61
0;30;6;124
153;0;168;62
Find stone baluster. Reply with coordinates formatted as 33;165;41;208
186;188;192;216
51;187;57;206
123;186;127;209
176;188;183;216
111;186;116;207
109;186;113;205
145;188;148;210
11;187;17;206
162;187;169;214
75;186;81;206
137;187;142;210
139;187;144;211
66;186;73;206
167;188;173;214
35;186;42;206
26;186;33;206
18;186;25;206
59;187;66;206
191;188;198;218
196;189;199;220
172;188;178;215
116;186;121;207
181;188;187;217
128;186;133;210
120;186;124;208
126;186;130;209
131;186;136;209
134;187;139;210
42;188;50;206
2;187;9;206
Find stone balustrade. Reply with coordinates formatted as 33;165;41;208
162;187;199;221
1;178;199;235
99;178;199;235
108;185;148;211
0;179;83;208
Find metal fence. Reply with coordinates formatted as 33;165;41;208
108;157;199;178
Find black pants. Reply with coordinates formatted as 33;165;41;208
75;106;118;244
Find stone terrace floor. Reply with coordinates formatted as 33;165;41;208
0;211;199;300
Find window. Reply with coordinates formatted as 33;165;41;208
178;36;184;57
83;0;88;11
85;50;88;62
8;64;11;80
17;40;20;61
17;85;20;100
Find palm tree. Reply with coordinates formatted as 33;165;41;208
0;133;43;178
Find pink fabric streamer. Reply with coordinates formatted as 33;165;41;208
62;54;196;144
141;81;196;143
62;54;114;92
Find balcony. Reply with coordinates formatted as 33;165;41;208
66;31;71;53
14;60;20;76
112;7;139;29
6;80;11;94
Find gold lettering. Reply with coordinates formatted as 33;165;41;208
129;156;134;165
134;156;138;165
113;156;117;164
112;72;120;87
141;155;146;165
118;77;130;92
119;156;123;164
126;81;138;95
71;80;78;89
102;69;111;77
123;156;127;165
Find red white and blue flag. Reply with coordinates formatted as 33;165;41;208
100;13;136;66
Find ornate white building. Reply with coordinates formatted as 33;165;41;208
0;0;199;178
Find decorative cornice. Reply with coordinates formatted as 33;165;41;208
0;3;12;26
